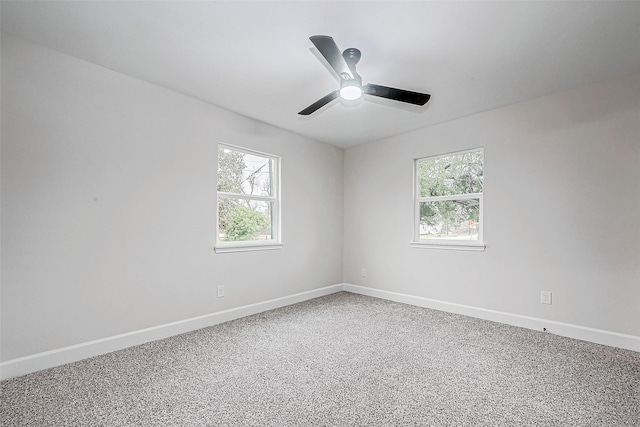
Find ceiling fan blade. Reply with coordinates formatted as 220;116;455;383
309;35;354;81
298;90;340;115
363;84;431;106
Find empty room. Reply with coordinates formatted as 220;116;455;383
1;1;639;425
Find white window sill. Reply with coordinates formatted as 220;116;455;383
214;243;283;254
411;241;486;252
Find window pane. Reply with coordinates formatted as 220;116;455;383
217;147;272;196
418;151;483;197
419;199;480;240
218;198;273;242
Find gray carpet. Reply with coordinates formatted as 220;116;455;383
1;292;639;426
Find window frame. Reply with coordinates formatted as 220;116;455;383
214;143;282;253
411;147;485;251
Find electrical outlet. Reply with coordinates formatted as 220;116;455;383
361;268;367;277
540;290;552;305
217;285;225;298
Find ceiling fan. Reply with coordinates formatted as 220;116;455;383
298;35;431;115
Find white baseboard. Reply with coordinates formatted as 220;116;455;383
343;283;640;353
0;284;344;381
4;283;637;381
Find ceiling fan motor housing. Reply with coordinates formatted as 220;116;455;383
341;48;362;84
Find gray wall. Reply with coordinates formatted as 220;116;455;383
1;34;344;361
2;32;639;364
344;71;640;337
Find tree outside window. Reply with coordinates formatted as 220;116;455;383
415;149;484;247
216;145;280;246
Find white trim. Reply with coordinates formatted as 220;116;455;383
411;241;486;251
217;192;277;202
214;243;283;253
4;283;637;381
0;284;343;381
416;146;485;161
416;193;482;203
217;142;275;159
342;283;640;353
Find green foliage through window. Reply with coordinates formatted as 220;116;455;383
419;151;483;197
225;204;270;241
417;150;483;241
217;145;278;244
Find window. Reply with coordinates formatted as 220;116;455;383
215;144;281;253
413;148;484;251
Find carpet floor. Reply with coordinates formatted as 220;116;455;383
1;292;639;426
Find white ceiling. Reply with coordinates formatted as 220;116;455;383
2;1;640;148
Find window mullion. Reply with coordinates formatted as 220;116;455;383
218;192;276;202
417;192;482;203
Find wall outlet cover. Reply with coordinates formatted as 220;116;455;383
540;290;552;305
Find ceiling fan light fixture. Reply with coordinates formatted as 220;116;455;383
340;83;362;100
